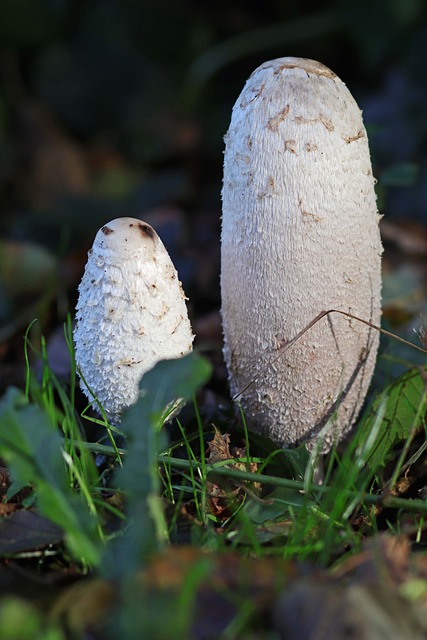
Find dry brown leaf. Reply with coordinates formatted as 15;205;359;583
205;427;260;519
206;428;232;464
273;579;427;640
50;546;295;636
0;504;19;516
49;541;427;639
335;534;410;585
50;577;116;631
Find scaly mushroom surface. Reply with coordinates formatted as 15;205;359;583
74;217;193;423
221;57;383;450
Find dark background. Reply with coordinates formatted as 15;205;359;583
1;0;427;388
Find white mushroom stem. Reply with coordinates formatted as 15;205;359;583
221;57;382;450
74;217;193;424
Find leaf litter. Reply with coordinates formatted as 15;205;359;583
0;326;427;637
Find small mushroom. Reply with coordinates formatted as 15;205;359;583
74;217;193;423
221;57;383;450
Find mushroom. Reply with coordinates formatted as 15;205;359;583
74;217;194;423
221;57;382;450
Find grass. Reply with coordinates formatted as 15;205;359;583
0;319;426;637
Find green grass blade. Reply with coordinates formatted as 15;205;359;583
0;388;102;566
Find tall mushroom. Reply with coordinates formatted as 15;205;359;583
74;217;193;424
221;57;382;450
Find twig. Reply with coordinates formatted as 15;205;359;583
233;309;427;400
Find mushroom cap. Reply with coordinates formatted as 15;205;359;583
91;218;159;262
74;217;193;422
221;57;383;450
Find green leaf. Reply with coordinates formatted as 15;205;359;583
358;365;427;471
0;388;102;566
0;596;65;640
246;432;309;481
111;352;212;575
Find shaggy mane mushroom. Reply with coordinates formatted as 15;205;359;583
74;217;193;424
221;57;383;450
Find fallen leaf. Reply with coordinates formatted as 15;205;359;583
50;546;295;637
273;579;427;640
206;427;260;519
0;509;63;554
49;578;116;632
335;534;411;588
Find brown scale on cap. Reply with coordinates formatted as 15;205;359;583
127;221;156;241
138;223;155;240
